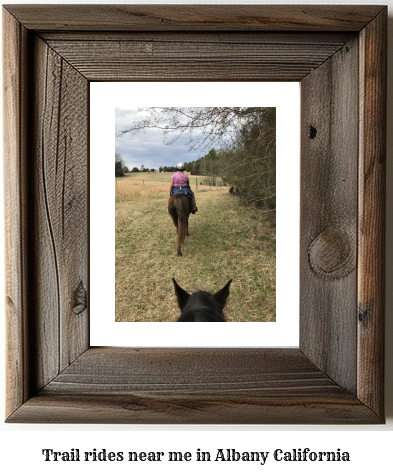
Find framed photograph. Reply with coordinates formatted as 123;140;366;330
91;81;300;345
4;5;386;423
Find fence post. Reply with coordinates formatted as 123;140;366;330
196;177;198;191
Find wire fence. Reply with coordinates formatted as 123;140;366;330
194;177;228;191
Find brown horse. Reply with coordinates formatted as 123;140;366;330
168;194;192;256
173;278;232;321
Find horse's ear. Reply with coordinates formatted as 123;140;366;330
172;278;190;311
211;279;232;311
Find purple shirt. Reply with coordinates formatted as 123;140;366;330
172;171;189;187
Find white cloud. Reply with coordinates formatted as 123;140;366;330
115;107;203;170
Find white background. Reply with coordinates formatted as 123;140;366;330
1;0;392;473
90;82;300;347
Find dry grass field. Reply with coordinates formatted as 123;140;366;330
115;172;276;322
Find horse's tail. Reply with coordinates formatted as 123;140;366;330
174;196;187;250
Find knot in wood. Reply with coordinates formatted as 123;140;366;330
72;281;87;315
308;228;355;279
309;125;317;139
358;307;370;326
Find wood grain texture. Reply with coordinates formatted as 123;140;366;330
357;9;387;417
3;8;29;418
9;392;379;425
3;5;386;424
300;36;359;394
43;348;341;395
7;348;379;424
45;37;347;82
3;5;384;31
26;36;89;391
40;31;354;44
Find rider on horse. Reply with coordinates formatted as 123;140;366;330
169;163;198;214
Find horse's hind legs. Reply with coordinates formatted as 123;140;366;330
177;245;182;256
170;219;179;235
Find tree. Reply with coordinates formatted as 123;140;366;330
131;167;139;172
119;107;270;152
202;148;220;177
191;160;201;175
220;108;276;211
115;153;125;177
123;165;129;174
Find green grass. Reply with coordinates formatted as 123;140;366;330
115;173;275;322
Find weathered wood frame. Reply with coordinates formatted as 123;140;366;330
3;5;386;423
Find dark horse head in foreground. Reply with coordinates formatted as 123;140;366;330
173;278;232;321
168;194;192;256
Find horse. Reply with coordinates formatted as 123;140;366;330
168;194;192;256
173;278;232;321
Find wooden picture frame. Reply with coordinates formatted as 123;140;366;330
3;5;386;424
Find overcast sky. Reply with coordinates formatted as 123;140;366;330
115;108;203;170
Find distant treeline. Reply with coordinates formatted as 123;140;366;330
115;160;200;175
123;152;219;176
